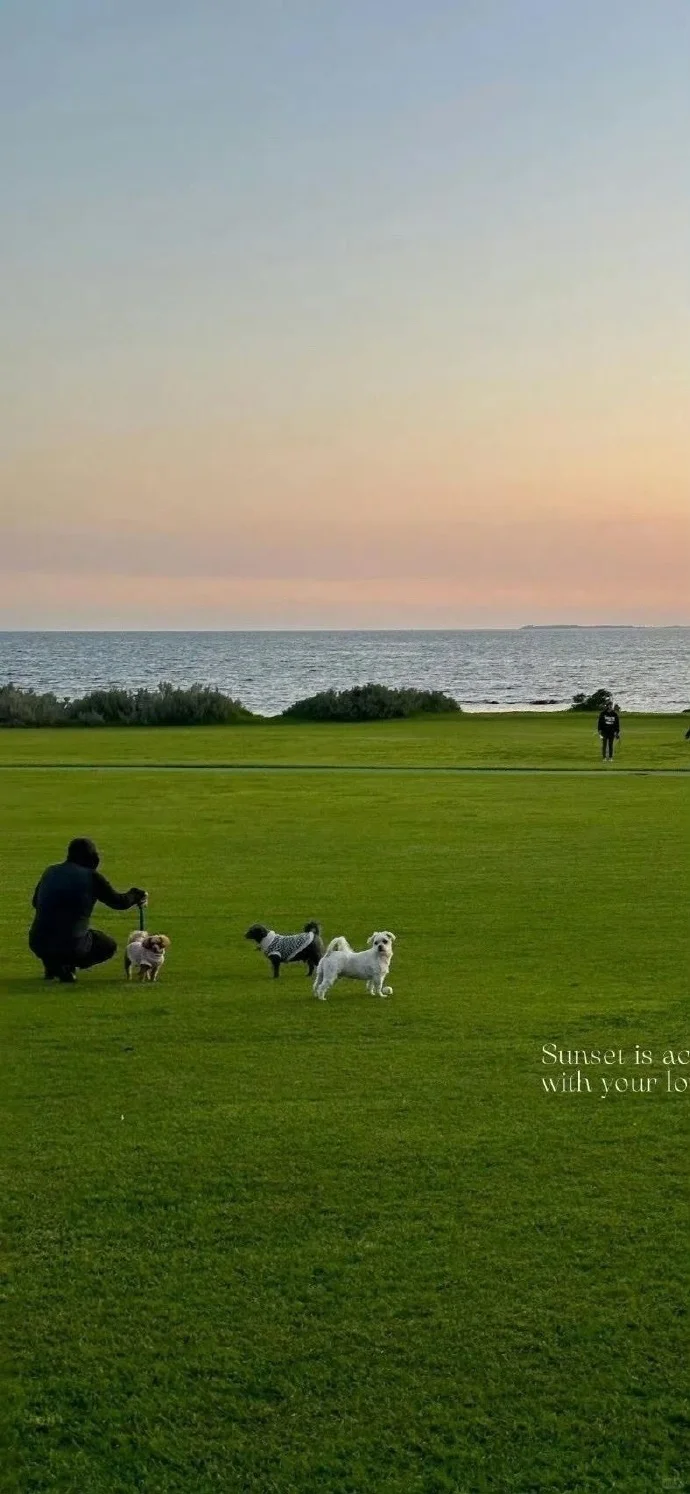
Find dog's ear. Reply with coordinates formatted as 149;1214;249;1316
158;935;171;949
367;933;376;946
385;932;396;942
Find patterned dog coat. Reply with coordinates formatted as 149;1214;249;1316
260;929;316;963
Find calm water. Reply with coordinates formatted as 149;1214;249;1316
0;629;688;715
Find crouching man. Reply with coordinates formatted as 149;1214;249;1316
29;837;147;984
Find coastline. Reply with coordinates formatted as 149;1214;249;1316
1;627;688;716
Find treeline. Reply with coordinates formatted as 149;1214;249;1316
0;681;461;727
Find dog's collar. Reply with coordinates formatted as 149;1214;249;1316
260;931;277;953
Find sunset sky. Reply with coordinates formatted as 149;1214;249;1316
1;1;688;628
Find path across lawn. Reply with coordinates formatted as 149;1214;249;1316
0;760;688;774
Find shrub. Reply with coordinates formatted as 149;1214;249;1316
0;684;67;727
0;683;254;727
570;689;613;713
281;683;461;722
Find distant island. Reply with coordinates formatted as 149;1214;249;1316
518;624;655;630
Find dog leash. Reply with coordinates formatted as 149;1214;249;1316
139;898;146;932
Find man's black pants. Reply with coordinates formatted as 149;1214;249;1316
601;733;616;759
30;928;117;978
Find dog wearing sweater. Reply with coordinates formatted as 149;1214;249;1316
125;930;171;982
245;920;324;979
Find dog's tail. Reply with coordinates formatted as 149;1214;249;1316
324;935;350;955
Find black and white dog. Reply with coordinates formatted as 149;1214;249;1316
245;920;324;979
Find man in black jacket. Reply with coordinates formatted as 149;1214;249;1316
597;703;620;760
29;837;147;983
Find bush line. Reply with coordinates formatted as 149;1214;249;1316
0;681;460;727
1;682;664;727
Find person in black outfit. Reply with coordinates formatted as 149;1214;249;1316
597;703;620;760
29;837;147;983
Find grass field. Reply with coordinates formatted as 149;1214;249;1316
2;719;689;1492
0;710;688;769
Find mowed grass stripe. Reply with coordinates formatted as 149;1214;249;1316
0;712;688;769
2;765;689;1492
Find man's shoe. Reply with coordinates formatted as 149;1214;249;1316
58;968;77;984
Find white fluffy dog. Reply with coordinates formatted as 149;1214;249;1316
125;930;170;982
313;932;395;1001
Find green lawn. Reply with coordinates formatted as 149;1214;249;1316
2;729;689;1491
0;711;687;768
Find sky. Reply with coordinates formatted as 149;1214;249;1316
1;0;688;628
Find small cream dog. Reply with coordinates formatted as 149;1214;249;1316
125;930;171;982
313;932;395;1001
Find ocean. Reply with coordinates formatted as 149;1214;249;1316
0;629;687;716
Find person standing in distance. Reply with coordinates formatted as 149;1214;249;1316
597;701;620;762
29;837;147;983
